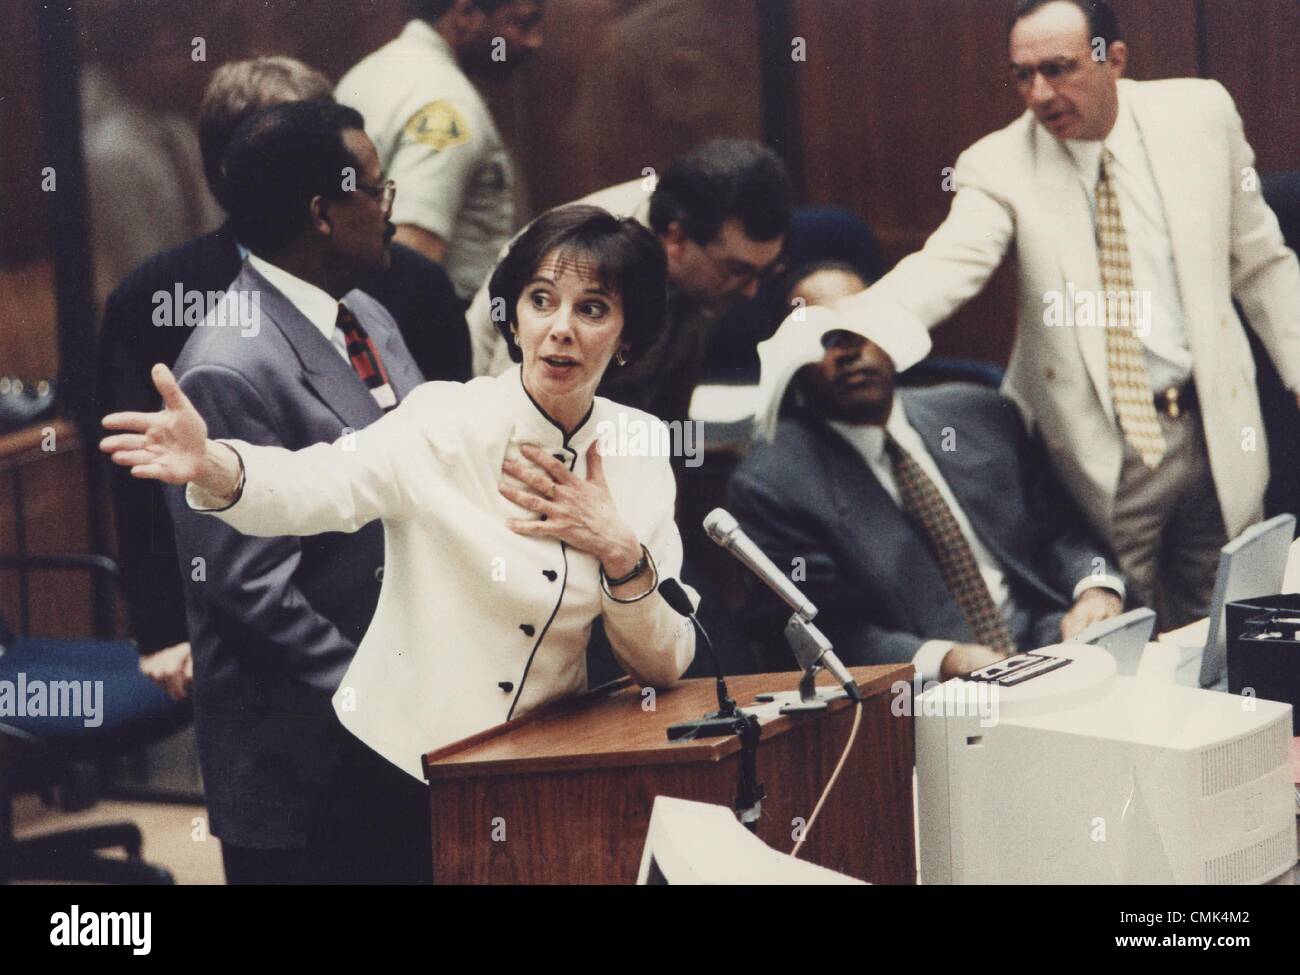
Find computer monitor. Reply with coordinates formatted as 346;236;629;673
916;643;1297;884
1200;513;1296;688
1074;607;1156;676
636;796;864;885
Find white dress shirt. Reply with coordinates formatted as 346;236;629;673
1064;94;1193;391
829;402;1015;681
828;401;1122;681
246;253;350;362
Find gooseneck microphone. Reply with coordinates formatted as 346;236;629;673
657;576;699;619
658;577;765;830
658;578;738;723
703;509;817;620
703;508;863;703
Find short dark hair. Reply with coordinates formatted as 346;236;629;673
1008;0;1122;49
778;260;871;310
411;0;509;22
489;205;667;368
199;56;335;209
648;138;790;246
222;100;366;257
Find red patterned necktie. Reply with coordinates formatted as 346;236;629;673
884;434;1015;654
336;302;396;411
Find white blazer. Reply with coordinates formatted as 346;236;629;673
839;78;1300;540
192;368;696;780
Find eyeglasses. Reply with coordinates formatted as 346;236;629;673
1010;56;1082;88
355;178;396;213
701;244;787;287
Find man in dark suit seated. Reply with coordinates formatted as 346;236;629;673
728;265;1126;680
97;56;470;702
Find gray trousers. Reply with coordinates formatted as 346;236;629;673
1108;404;1235;631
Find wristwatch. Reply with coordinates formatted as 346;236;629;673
603;546;649;587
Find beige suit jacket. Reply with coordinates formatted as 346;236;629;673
838;78;1300;541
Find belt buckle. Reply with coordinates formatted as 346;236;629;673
1161;386;1180;419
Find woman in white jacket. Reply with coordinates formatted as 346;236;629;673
102;205;696;779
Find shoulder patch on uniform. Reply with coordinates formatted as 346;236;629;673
403;100;471;152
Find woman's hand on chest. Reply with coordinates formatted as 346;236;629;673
498;441;642;576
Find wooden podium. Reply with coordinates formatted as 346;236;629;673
422;665;915;884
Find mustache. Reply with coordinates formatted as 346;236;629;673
832;364;888;388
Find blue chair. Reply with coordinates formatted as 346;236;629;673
0;553;190;883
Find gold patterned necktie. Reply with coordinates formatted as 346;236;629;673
1095;149;1165;468
884;434;1016;654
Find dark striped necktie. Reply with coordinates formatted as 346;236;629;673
884;433;1015;654
336;302;396;411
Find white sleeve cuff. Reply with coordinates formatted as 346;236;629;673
1072;573;1126;604
185;481;233;512
912;639;956;684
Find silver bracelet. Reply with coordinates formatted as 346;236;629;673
217;441;247;507
600;545;658;603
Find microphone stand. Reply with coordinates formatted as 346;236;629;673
702;508;863;708
659;581;766;832
756;613;853;713
664;614;745;738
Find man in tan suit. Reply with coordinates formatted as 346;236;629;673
835;0;1300;627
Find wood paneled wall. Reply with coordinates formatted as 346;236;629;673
1201;0;1300;174
486;0;764;213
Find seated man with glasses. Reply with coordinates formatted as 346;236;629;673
465;137;791;424
727;262;1126;680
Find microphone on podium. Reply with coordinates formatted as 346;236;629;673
657;577;698;620
658;577;739;732
703;509;817;620
703;508;863;703
658;576;765;829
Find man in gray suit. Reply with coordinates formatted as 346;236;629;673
729;264;1126;681
164;102;425;882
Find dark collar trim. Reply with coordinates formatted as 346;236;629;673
517;368;594;447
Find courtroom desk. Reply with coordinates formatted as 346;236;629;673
423;665;915;885
0;419;97;637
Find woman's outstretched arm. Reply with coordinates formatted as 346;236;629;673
102;362;420;538
102;363;242;501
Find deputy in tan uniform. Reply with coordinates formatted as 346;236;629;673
337;0;544;301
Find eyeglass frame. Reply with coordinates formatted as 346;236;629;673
698;238;788;289
353;178;397;214
1009;55;1086;89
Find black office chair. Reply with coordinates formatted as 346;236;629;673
0;553;190;883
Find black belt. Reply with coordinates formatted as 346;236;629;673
1153;381;1195;419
